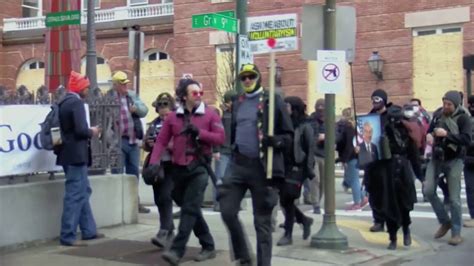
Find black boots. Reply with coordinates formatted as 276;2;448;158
302;217;313;240
403;226;412;247
387;233;397;250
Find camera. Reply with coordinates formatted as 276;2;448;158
433;145;445;161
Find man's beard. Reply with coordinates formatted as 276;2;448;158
372;102;384;111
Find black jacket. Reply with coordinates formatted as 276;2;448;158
231;90;294;178
288;121;315;181
308;113;325;157
429;107;472;161
465;115;474;166
56;93;92;166
336;119;357;163
366;156;417;226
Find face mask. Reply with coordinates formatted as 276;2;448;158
243;82;257;93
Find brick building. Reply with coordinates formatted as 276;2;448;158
1;0;473;115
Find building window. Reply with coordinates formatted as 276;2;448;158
128;0;149;6
22;0;42;18
145;51;170;61
81;57;106;65
413;24;463;36
161;0;173;3
22;60;44;70
82;0;100;10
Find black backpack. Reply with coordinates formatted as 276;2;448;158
39;103;62;151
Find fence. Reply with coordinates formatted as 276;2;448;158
0;85;122;183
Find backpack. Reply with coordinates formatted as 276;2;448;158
39;103;62;151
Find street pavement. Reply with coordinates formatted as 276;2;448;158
0;177;472;266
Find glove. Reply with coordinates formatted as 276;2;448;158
180;124;200;139
261;135;284;149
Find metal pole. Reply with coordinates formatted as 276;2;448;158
135;31;141;96
311;0;348;250
467;69;472;96
86;0;98;89
234;0;248;93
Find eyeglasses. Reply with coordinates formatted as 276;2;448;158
240;74;257;81
191;90;204;97
156;101;169;107
372;96;383;103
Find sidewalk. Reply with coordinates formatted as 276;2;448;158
0;202;433;266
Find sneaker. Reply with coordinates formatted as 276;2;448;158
463;219;474;228
313;206;321;214
434;223;451;239
276;234;292;246
139;205;150;214
173;210;181;219
345;203;362;211
448;235;463;246
82;233;105;241
162;250;181;266
360;197;369;209
369;223;384;232
151;230;174;248
194;249;217;262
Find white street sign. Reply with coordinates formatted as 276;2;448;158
238;35;254;68
247;14;298;54
317;50;346;94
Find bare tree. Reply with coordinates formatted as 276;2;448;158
205;33;237;105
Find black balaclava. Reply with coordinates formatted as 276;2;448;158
371;89;388;112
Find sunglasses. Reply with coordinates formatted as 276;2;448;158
191;90;204;97
156;101;169;107
240;74;257;81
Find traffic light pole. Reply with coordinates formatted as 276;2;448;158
310;0;348;250
234;0;247;93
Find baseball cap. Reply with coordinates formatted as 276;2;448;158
112;71;130;84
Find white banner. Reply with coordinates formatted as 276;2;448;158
0;105;62;176
247;13;298;54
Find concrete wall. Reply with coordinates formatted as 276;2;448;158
0;174;138;248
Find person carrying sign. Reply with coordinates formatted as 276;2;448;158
218;64;293;266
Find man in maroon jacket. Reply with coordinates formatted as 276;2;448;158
149;79;225;265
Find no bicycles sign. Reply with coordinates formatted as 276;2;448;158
317;50;346;94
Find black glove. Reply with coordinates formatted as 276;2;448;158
261;135;284;149
180;124;200;139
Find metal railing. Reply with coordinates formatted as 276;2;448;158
0;85;122;183
3;3;174;32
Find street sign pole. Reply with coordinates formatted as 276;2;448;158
311;0;348;250
235;0;247;94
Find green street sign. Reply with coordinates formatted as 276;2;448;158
192;12;238;33
216;10;235;18
211;13;238;33
46;10;81;27
192;13;214;29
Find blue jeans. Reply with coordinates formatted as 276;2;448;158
213;153;230;202
345;159;362;204
424;158;463;236
112;138;140;177
60;165;97;245
463;165;474;218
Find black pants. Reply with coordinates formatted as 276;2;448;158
365;170;385;226
152;162;174;231
219;154;279;266
278;170;309;236
386;209;411;240
169;164;215;258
